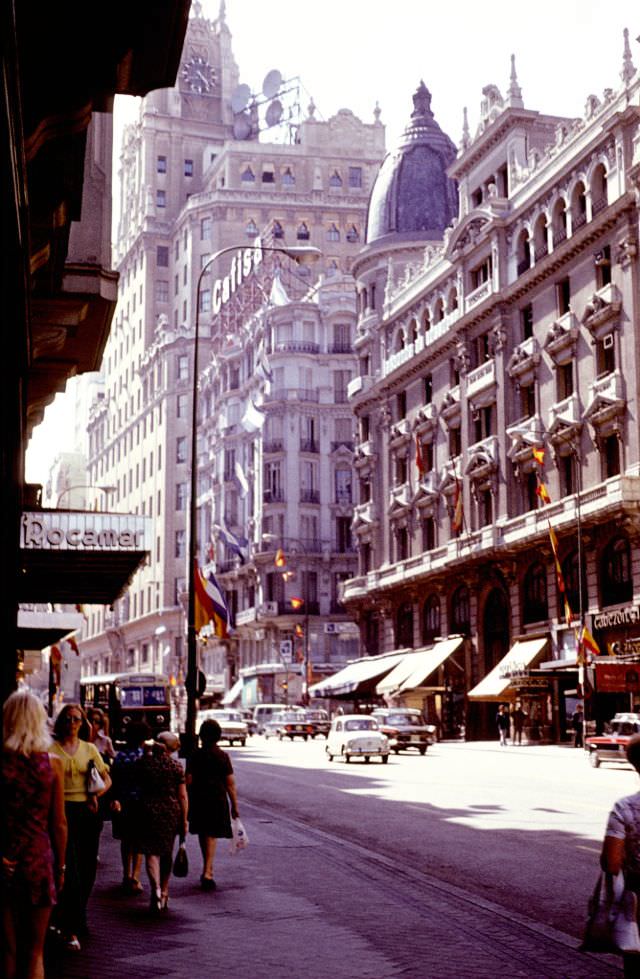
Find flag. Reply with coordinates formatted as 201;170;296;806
194;563;232;638
233;460;249;498
290;596;304;610
536;480;551;505
50;645;62;687
75;604;87;619
215;523;248;564
563;596;575;627
548;525;559;556
452;479;464;534
580;625;601;658
553;556;566;595
66;634;80;655
256;343;273;383
275;548;286;568
269;271;290;307
241;399;265;432
294;624;304;638
415;435;426;477
532;446;545;465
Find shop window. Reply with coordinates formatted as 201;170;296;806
451;586;470;635
395;603;414;648
601;535;632;607
422;594;440;642
523;562;548;624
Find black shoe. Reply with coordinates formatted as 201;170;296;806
200;876;216;891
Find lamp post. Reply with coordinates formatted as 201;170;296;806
56;484;116;508
184;241;321;755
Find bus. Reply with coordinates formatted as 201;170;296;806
79;673;172;744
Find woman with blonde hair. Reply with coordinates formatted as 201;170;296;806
49;703;111;950
2;690;67;979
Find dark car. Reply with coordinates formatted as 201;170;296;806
371;708;436;755
304;709;331;739
264;710;312;741
585;713;640;768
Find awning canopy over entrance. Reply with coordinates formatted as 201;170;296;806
222;678;243;705
376;637;464;697
467;637;549;702
16;608;85;652
309;651;406;699
18;510;152;604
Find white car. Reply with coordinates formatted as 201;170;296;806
326;714;390;764
196;709;249;746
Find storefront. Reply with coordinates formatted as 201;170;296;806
591;605;640;730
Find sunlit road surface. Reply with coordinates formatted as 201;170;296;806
232;735;636;939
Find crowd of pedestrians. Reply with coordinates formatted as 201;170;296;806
2;694;240;979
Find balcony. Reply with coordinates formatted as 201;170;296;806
300;439;319;453
274;341;320;354
388;482;411;511
548;392;581;433
263;440;284;454
264;387;320;404
466;358;496;404
383;342;416;378
263;488;285;504
505;413;544;461
507;337;540;385
584;370;626;429
347;374;373;400
543;311;579;362
465;279;493;312
235;607;257;626
328;342;353;354
440;384;460;424
582;283;622;340
300;488;320;504
389;417;410;445
353;500;378;527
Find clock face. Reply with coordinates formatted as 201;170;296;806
181;55;216;94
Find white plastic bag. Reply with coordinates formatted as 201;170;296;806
229;817;249;853
86;760;106;794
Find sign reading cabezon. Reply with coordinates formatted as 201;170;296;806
21;511;150;551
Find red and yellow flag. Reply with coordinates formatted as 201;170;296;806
452;479;464;534
415;435;426;477
274;548;286;568
536;480;551;505
581;625;601;658
532;446;545;465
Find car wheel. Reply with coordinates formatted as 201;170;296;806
303;734;309;741
393;747;400;754
381;754;389;764
342;749;350;763
590;751;601;768
364;756;370;763
240;740;246;747
419;746;427;755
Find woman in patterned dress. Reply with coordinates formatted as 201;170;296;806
2;690;67;979
601;734;640;977
110;720;150;894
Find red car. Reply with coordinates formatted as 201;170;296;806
585;713;640;768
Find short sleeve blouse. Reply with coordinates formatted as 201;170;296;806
50;739;108;802
605;790;640;875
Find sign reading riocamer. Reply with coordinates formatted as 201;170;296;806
21;512;147;551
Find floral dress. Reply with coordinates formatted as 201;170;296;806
2;750;57;907
131;751;185;857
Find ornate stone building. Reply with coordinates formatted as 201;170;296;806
341;36;640;740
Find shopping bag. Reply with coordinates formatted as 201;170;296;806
581;872;640;954
86;760;106;794
229;817;248;854
172;838;189;878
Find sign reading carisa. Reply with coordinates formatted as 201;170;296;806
20;511;150;551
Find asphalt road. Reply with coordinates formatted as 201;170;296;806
232;735;638;941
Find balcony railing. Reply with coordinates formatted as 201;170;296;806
263;440;284;453
328;343;353;354
466;359;496;400
300;439;319;453
263;488;285;503
275;341;320;354
264;388;320;403
592;194;608;215
572;210;587;231
517;257;531;276
300;488;320;504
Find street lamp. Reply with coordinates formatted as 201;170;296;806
56;484;116;508
184;241;321;755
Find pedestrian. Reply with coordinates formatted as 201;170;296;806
109;720;150;895
87;709;116;765
600;734;640;977
512;701;527;745
2;690;67;979
131;731;188;913
186;719;240;891
496;704;510;746
572;704;584;748
49;703;111;951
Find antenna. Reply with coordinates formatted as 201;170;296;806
265;98;283;128
232;112;253;140
262;69;283;100
231;83;251;114
231;70;303;144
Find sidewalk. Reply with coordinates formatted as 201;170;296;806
44;805;622;979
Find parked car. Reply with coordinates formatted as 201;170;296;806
196;708;249;746
263;709;311;741
371;708;436;755
304;709;331;738
239;709;257;735
326;715;389;764
253;703;295;734
586;712;640;768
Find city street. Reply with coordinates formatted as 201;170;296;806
47;738;631;978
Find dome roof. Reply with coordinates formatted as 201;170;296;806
366;82;458;246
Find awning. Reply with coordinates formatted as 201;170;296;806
467;637;549;701
17;608;85;651
222;678;243;705
399;636;465;694
309;651;406;699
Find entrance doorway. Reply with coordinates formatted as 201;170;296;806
468;587;510;740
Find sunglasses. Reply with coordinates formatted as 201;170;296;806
66;716;83;723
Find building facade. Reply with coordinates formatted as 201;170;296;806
80;5;384;697
343;37;640;740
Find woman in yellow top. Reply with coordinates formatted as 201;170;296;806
49;704;111;951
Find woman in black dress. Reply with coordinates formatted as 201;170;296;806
186;720;239;891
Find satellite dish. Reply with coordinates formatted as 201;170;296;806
233;112;252;140
262;69;283;100
265;99;283;128
231;83;251;114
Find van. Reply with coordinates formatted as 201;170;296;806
253;703;303;734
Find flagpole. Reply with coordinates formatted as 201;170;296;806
185;242;320;756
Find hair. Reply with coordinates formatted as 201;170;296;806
627;734;640;774
156;730;180;753
3;689;52;755
88;707;110;735
199;719;222;747
52;703;91;742
124;720;151;747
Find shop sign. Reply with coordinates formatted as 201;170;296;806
608;638;640;659
596;662;640;693
508;676;549;690
21;511;149;552
212;238;263;315
593;605;640;629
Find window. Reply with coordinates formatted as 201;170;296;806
471;403;494;443
556;362;573;401
334;469;352;504
595;335;615;377
335;516;352;552
156;190;166;208
478;488;493;527
422;515;436;551
602;434;620;479
360;415;370;441
522;562;548;624
395;603;413;648
175;530;186;558
422;594;440;642
557;277;571;316
176;482;187;510
450;586;470;634
281;167;295;185
559;453;575;496
346;226;360;243
423;374;433;404
395;453;408;485
601;536;632;607
524;470;538;512
200;217;211;240
261;167;275;184
176;437;187;464
156;246;169;267
177;393;188;418
360;542;372;575
199;289;211;313
396;390;407;419
245;219;258;238
329;170;342;188
184;159;193;177
156;279;169;303
326;223;340;242
272;221;284;240
519;384;536;420
263;462;282;501
333;370;351;403
241;166;255;183
297;223;310;241
470;255;492;290
395;526;409;562
449;427;462;457
175;240;180;261
177;354;189;380
348;167;362;188
595;245;611;288
562;550;587;617
157;155;167;174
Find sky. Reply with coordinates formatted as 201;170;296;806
25;0;639;484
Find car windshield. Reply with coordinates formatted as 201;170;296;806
610;721;640;736
212;711;242;722
345;719;377;731
280;714;304;722
306;711;328;720
386;713;422;726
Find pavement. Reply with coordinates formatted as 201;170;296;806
43;789;624;979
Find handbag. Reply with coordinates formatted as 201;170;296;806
172;838;189;878
86;760;106;795
581;871;640;954
229;817;248;854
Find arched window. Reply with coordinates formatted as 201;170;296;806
272;221;284;240
533;214;548;260
423;309;431;333
409;318;418;343
395;603;414;649
346;225;360;243
297;223;310;241
591;163;608;214
245;219;258;238
326;223;340;242
434;298;445;323
281;167;295;185
551;199;567;246
571;181;587;231
329;170;343;187
516;229;531;275
451;585;470;634
601;536;633;607
561;549;588;618
523;562;548;624
447;288;458;313
241;166;255;182
394;330;405;352
422;594;441;643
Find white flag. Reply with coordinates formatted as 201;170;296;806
241;400;265;433
234;460;249;498
269;271;290;307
